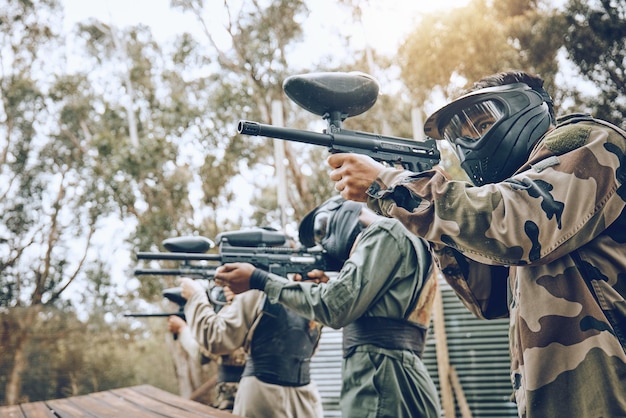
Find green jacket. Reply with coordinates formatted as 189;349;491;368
367;116;626;417
263;218;441;418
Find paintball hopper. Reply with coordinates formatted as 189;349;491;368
162;287;186;307
216;227;288;248
162;236;214;253
283;72;380;122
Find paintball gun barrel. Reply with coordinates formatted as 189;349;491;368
133;235;225;308
136;228;328;278
134;267;217;276
129;229;328;333
125;312;184;318
237;72;440;172
134;235;217;278
124;287;186;320
124;287;186;340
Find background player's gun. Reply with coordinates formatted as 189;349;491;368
124;287;187;340
237;71;440;172
136;228;329;279
125;287;192;340
133;235;225;308
124;287;186;320
134;235;218;280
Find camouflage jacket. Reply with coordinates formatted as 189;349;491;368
366;115;626;418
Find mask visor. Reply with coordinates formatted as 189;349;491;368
313;211;330;245
442;100;505;144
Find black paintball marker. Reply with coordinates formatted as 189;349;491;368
134;235;225;308
134;235;218;279
125;287;187;340
237;71;440;172
125;287;189;340
124;287;186;320
136;228;328;279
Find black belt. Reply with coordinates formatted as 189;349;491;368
342;316;427;357
218;364;245;383
242;356;311;387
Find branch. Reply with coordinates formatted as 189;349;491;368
93;21;139;149
282;142;314;216
31;172;66;305
47;224;95;304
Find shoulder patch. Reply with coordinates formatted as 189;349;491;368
531;156;560;173
544;124;591;154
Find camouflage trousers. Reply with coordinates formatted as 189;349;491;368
212;381;239;411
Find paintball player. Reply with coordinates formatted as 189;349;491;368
167;285;246;412
326;71;626;417
215;195;441;418
180;272;324;417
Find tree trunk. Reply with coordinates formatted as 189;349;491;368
5;307;37;405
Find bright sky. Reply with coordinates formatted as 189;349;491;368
62;0;472;57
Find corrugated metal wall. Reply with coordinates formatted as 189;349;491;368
310;281;518;418
310;327;343;417
422;281;518;417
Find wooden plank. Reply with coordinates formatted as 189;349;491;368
17;402;56;418
112;386;236;418
106;387;199;418
0;405;26;418
433;276;455;418
0;385;240;418
57;391;157;418
44;398;98;418
127;385;239;417
450;365;473;418
88;390;163;417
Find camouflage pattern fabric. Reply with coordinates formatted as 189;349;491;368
366;117;626;417
212;347;246;411
213;381;239;411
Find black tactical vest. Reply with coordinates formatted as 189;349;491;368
242;297;320;386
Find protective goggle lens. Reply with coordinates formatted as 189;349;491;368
313;211;330;245
442;100;504;143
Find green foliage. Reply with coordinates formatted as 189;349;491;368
0;260;179;405
0;306;178;404
398;0;561;104
562;0;626;127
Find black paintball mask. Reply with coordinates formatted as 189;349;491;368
423;83;553;186
299;196;365;271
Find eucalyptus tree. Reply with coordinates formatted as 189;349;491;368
0;0;147;404
398;0;563;108
0;0;203;404
562;0;626;127
170;0;337;227
73;21;204;251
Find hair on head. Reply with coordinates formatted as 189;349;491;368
466;70;554;122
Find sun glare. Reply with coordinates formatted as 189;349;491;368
344;0;472;56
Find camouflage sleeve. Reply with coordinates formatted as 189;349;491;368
431;243;509;320
367;122;626;266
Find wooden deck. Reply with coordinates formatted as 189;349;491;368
0;384;240;418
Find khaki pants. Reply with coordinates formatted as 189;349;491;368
233;376;323;418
